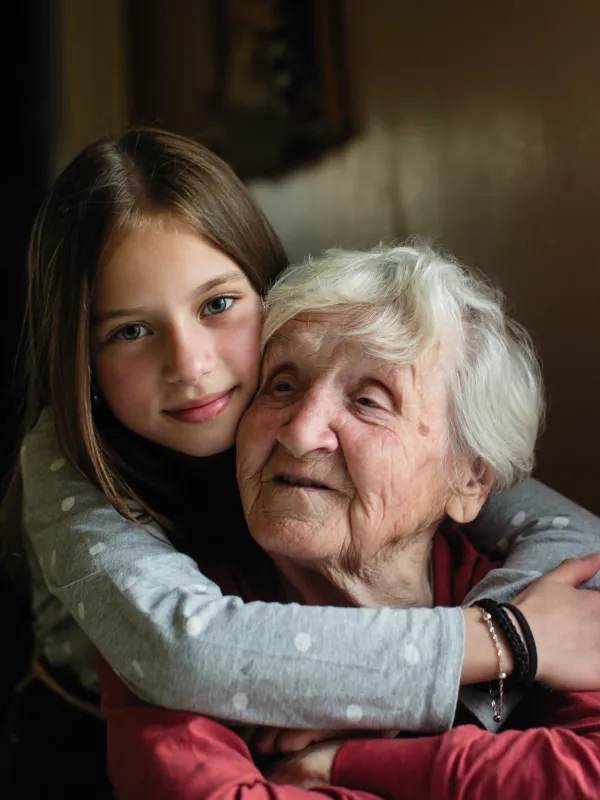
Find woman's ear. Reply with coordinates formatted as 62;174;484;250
445;459;494;524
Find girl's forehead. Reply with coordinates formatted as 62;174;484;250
92;222;247;313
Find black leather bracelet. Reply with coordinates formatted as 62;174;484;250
501;602;538;690
472;599;530;690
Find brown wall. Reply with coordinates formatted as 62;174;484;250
55;1;600;512
253;0;600;513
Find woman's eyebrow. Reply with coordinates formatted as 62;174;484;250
92;271;245;326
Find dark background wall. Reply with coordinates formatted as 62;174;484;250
1;0;599;729
2;0;599;511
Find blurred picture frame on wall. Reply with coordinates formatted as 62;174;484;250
126;0;355;180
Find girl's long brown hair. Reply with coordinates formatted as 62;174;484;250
1;127;288;580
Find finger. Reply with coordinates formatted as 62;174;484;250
275;728;336;754
254;728;280;754
547;554;600;586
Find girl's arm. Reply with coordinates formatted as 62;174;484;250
23;410;462;730
22;410;600;731
466;477;600;600
462;479;600;727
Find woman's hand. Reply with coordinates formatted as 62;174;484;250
511;553;600;690
267;740;342;788
250;727;345;755
246;725;400;756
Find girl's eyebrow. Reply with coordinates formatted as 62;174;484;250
92;271;245;326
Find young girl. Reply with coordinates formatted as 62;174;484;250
3;128;599;795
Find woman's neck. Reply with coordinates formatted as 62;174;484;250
272;534;435;609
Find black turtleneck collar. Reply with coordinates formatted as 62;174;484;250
97;407;254;565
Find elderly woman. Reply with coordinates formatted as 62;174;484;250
100;244;600;800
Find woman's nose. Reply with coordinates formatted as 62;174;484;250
163;327;216;385
275;391;339;457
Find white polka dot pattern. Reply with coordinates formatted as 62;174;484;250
511;511;526;526
232;692;248;710
402;643;420;665
346;704;363;722
89;542;106;556
186;617;205;637
552;516;569;529
50;458;66;472
183;584;208;595
77;602;85;620
61;497;75;512
294;632;312;652
132;660;145;678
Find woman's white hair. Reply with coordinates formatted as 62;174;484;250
263;241;544;492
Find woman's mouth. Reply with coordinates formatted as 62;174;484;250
273;474;331;490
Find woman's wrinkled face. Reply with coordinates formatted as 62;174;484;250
91;217;262;457
237;315;466;567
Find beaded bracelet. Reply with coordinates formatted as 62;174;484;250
474;605;507;722
474;598;530;690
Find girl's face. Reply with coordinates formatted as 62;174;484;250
91;218;262;457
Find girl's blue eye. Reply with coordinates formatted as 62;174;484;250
203;296;235;316
113;323;150;342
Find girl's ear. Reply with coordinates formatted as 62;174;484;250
445;459;494;524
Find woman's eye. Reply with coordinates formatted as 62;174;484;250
272;379;295;394
113;323;150;342
356;396;380;409
202;296;235;316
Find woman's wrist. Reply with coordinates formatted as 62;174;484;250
460;607;515;685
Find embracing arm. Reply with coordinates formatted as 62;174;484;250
461;479;600;727
22;412;600;730
22;410;462;730
466;477;600;600
331;690;600;800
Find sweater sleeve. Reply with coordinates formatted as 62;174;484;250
22;410;462;730
99;656;381;800
332;690;600;800
466;477;600;600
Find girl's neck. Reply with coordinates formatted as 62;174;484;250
98;408;251;561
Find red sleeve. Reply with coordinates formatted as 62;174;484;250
97;655;381;800
332;690;600;800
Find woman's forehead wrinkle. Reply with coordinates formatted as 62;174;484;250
266;318;446;405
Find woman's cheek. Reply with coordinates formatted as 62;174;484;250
237;405;277;473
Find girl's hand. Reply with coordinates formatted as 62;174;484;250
267;740;342;788
511;554;600;690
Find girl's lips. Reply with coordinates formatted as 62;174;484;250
166;390;233;424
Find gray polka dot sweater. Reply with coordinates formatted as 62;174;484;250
22;410;600;732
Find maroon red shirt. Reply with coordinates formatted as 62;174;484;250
99;529;600;799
